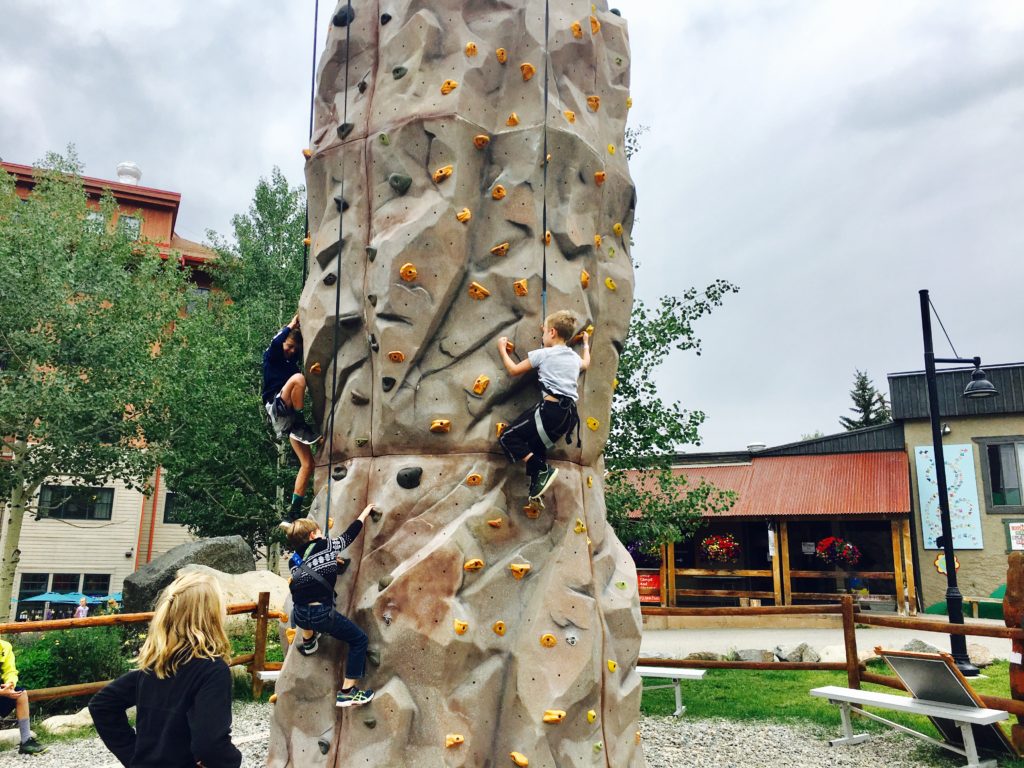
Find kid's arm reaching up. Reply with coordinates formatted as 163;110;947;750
579;331;591;371
497;336;533;376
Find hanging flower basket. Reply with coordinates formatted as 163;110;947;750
699;533;742;563
815;536;861;567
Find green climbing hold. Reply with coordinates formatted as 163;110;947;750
367;648;381;666
388;173;412;195
363;717;377;729
379;133;390;146
615;580;627;590
392;66;408;80
378;575;394;591
356;437;369;447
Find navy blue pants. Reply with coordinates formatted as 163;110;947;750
292;603;368;680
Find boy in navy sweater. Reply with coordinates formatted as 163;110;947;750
262;313;320;523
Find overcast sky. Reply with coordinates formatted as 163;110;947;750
3;1;1022;451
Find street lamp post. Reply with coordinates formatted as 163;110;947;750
919;289;998;677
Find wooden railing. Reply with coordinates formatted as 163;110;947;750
0;591;282;703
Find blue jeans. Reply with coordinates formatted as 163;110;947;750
292;603;368;680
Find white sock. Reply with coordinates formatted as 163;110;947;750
18;717;30;743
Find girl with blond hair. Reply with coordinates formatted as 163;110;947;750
90;571;242;768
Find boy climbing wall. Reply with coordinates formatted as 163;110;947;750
496;310;589;500
263;313;320;524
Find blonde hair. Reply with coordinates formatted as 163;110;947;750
136;571;231;679
545;310;577;342
286;518;319;551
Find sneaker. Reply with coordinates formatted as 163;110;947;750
529;465;559;499
19;738;47;755
297;632;320;656
289;421;321;445
336;687;375;707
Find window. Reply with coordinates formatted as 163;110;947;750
51;573;80;593
118;215;141;240
988;443;1024;506
38;485;114;520
185;286;211;315
163;491;184;524
82;574;111;597
17;573;48;600
85;210;105;233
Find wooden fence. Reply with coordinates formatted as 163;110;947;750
0;591;282;703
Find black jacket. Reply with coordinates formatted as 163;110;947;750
89;657;242;768
289;519;363;605
261;325;300;404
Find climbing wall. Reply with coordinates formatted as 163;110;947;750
267;1;644;766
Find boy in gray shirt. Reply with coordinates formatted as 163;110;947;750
497;310;590;500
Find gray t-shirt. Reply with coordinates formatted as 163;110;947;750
528;345;582;400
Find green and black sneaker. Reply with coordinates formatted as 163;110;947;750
528;465;559;499
19;738;47;755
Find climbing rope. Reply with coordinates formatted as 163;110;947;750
540;0;551;320
301;0;320;286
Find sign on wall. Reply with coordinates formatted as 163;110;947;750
1004;520;1024;552
637;571;662;604
915;444;984;550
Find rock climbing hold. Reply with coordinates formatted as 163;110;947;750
523;503;540;519
382;376;396;392
338;122;354;139
446;734;465;748
302;148;312;159
328;517;335;530
473;134;491;149
566;633;578;646
587;710;597;723
490;242;510;257
302;235;312;247
627;95;633;109
608;245;616;257
285;627;296;644
463;558;485;571
616;56;623;65
380;12;391;24
378;575;394;590
468;282;490;300
520;62;536;81
575;519;587;534
308;362;322;375
607;144;616;155
510;753;529;767
580;269;590;289
493;620;506;636
432;164;454;184
586;417;600;431
363;717;377;729
269;693;278;704
453;619;469;635
510;563;532;580
590;15;601;34
351;391;369;405
465;41;478;57
466;473;483;486
564;110;576;123
367;648;381;666
613;222;623;236
370;508;382;523
456;208;472;223
441;79;459;95
379;133;390;146
616;580;627;590
607;659;618;672
366;246;377;261
332;5;355;27
594;234;602;247
635;731;642;744
487;518;503;528
491;184;507;200
594;742;604;753
388;173;412;195
507;112;520;127
496;47;508;64
323;273;337;289
369;334;379;352
496;421;508;437
543;710;567;724
604;277;617;291
332;464;348;481
587;475;594;488
430;419;451;433
571;21;583;38
334;195;349;212
594;171;606;186
399;263;417;282
543;230;551;245
472;375;490;395
540;633;557;648
504;340;515;354
612;378;619;390
397;466;422;488
587;95;601;112
392;66;407;80
355;437;369;447
513;279;528;297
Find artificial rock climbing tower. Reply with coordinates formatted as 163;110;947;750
267;1;643;766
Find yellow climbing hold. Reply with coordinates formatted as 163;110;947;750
463;558;485;571
491;184;507;200
612;378;619;390
520;62;536;81
627;96;633;109
507;112;520;127
496;47;508;64
454;619;469;635
387;351;406;363
564;110;576;123
456;207;472;223
465;41;478;57
523;503;540;519
446;734;465;748
441;79;459;95
328;517;334;529
468;282;490;300
594;170;606;186
575;518;587;534
636;731;642;744
510;753;529;767
586;417;600;431
607;143;616;155
487;518;503;529
590;15;601;34
466;473;482;486
504;340;515;354
493;620;507;635
302;235;312;247
587;95;601;112
540;633;557;648
543;230;552;245
302;148;312;159
605;276;617;291
543;710;567;724
269;693;278;704
587;475;594;487
510;563;532;580
473;375;490;395
571;20;583;38
496;421;508;437
513;279;528;297
587;709;597;723
607;659;618;672
474;134;491;149
490;242;510;257
613;222;623;237
285;627;296;644
399;263;417;281
432;164;453;183
430;419;451;433
594;234;602;247
580;269;590;289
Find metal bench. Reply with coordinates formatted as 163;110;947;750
638;665;706;717
256;670;280;682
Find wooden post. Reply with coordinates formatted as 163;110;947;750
779;521;792;605
1004;553;1024;752
252;591;270;699
841;594;861;689
667;541;677;607
902;519;918;616
890;520;906;616
771;522;783;606
659;544;668;607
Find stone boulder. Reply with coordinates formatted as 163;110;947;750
901;638;943;655
775;643;820;663
178;564;290;633
123;536;255;612
685;651;725;662
732;649;775;663
967;642;994;669
41;706;94;736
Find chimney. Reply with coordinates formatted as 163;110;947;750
116;161;142;185
747;441;767;453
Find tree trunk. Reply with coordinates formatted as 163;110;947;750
0;483;28;622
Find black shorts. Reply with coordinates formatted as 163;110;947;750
0;687;25;717
499;398;577;463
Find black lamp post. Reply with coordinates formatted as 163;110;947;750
919;289;998;677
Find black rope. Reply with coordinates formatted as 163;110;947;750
540;0;551;319
928;297;961;359
323;0;354;534
302;0;320;286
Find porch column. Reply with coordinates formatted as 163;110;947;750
901;518;918;615
780;521;792;605
666;541;677;607
771;522;783;605
890;519;906;616
659;544;668;607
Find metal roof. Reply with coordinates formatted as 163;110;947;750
888;363;1024;420
667;451;911;519
758;422;905;456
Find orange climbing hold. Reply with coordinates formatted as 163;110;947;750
285;627;296;644
463;558;485;571
627;96;633;109
564;110;576;123
490;242;510;257
441;79;459;95
504;340;515;354
587;95;601;112
491;184;507;200
543;230;551;245
302;236;311;247
465;42;478;57
520;62;536;81
594;171;606;186
454;619;469;635
308;362;322;374
594;234;602;247
507;112;520;127
493;620;507;635
302;148;312;159
590;15;601;34
510;563;532;579
447;734;465;748
495;421;508;437
496;47;508;64
399;263;418;281
466;473;483;486
472;375;490;395
474;134;491;149
456;208;472;223
571;21;583;38
468;282;490;300
523;503;540;519
387;351;406;363
510;752;529;767
432;164;454;183
540;634;557;648
581;269;590;288
543;710;567;724
430;419;452;433
487;518;503;528
513;279;528;296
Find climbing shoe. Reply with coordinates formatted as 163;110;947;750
529;465;559;499
336;687;375;707
289;422;321;446
297;632;320;656
19;738;47;755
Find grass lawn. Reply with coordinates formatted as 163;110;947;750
642;660;1024;766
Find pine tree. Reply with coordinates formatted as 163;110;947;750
839;370;893;430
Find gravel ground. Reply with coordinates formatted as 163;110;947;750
2;704;954;767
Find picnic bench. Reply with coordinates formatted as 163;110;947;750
962;596;1003;619
638;664;706;717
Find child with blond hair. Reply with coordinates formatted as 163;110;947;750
89;571;242;768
